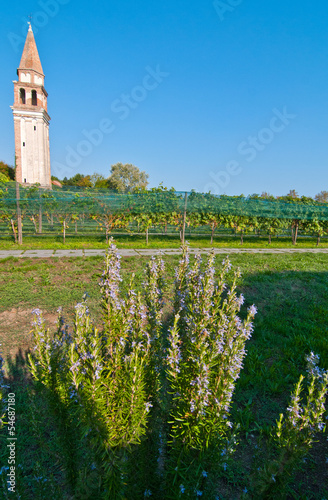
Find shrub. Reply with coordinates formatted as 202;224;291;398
24;242;327;498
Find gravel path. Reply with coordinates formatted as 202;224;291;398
1;248;328;258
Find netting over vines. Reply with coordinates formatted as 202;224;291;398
1;183;328;220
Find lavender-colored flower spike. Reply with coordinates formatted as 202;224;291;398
248;304;257;316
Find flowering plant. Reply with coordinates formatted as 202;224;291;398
26;241;327;498
28;243;156;497
253;352;328;497
166;246;257;496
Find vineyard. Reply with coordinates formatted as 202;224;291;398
1;182;328;245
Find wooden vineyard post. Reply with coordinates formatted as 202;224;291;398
16;181;23;245
10;219;17;243
182;192;188;244
38;188;42;234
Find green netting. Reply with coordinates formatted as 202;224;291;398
1;183;328;221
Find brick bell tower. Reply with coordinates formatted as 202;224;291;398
11;23;51;188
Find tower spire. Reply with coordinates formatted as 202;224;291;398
18;22;44;76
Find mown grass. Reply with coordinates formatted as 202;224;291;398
0;253;327;498
0;232;328;250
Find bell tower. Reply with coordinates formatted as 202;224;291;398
11;23;51;188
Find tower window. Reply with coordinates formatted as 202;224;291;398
24;179;27;183
23;142;25;147
20;88;26;105
31;90;37;106
34;126;36;131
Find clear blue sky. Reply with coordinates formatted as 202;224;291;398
1;0;328;197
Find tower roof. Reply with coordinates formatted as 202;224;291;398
18;23;44;76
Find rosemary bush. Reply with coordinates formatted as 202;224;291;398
25;242;328;499
165;247;257;497
29;246;156;498
254;352;328;498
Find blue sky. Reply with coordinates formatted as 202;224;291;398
1;0;328;196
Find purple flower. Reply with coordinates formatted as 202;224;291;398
75;303;85;319
70;360;80;373
248;305;257;316
236;294;245;307
222;258;232;271
145;402;153;412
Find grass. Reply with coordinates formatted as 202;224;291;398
0;252;327;498
1;232;328;250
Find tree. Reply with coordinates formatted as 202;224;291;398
0;161;15;180
260;191;275;200
62;173;92;187
90;172;107;188
315;191;328;203
0;173;9;183
107;163;149;193
286;189;299;199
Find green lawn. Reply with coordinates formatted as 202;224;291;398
0;232;328;249
0;252;327;498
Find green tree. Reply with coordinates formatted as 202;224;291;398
107;163;149;193
90;172;107;188
62;174;92;187
0;172;9;183
0;161;15;180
